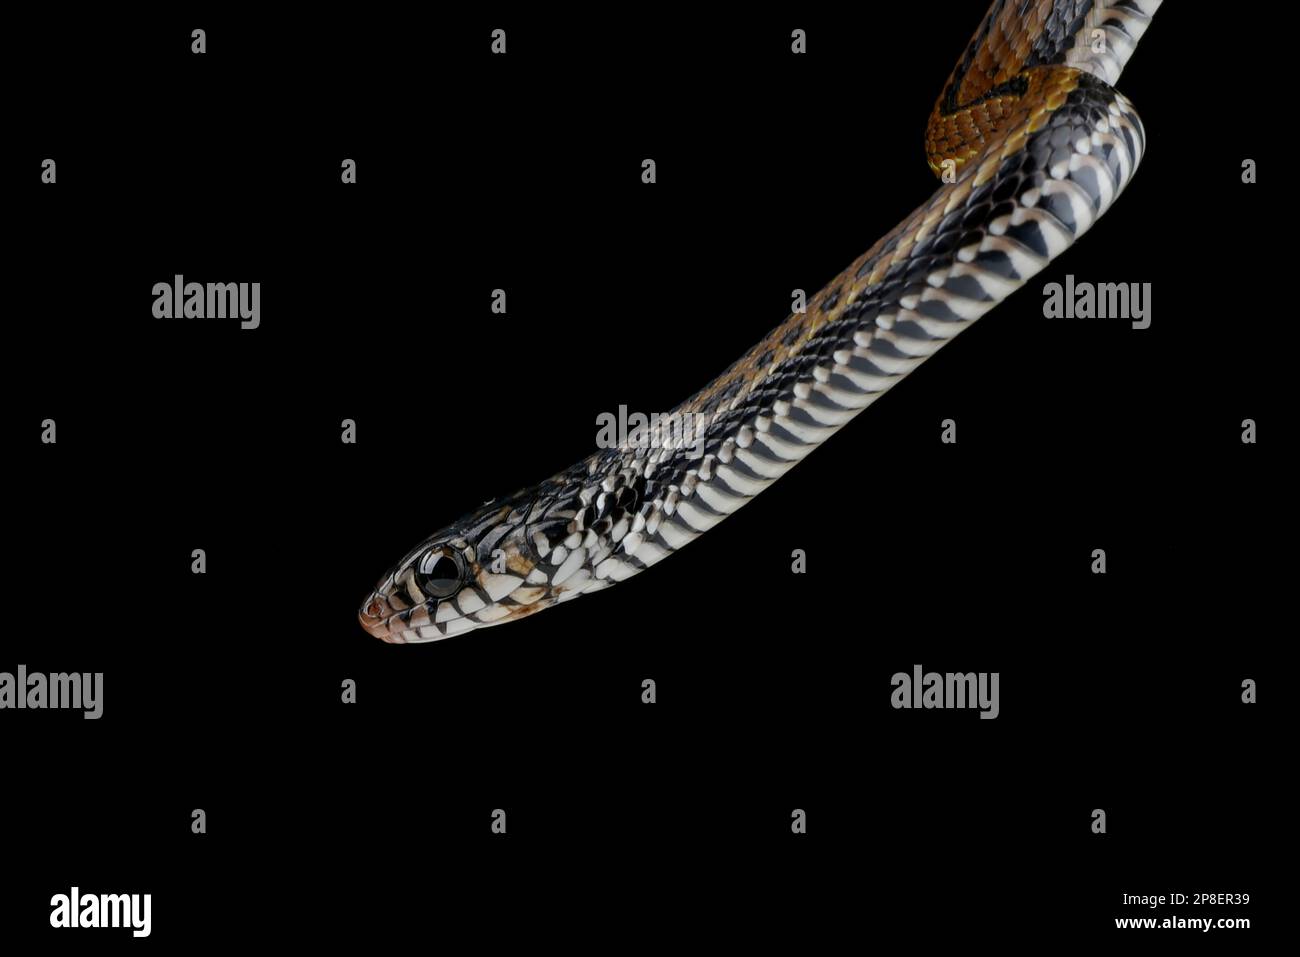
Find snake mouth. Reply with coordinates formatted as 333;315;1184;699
357;588;494;643
358;580;570;643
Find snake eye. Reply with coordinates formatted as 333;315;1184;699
415;548;465;600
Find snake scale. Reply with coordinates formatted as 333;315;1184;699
361;0;1161;642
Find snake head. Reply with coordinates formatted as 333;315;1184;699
358;492;542;643
358;480;598;643
360;452;654;643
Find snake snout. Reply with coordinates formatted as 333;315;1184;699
358;593;400;641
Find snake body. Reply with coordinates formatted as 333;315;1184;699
361;0;1161;643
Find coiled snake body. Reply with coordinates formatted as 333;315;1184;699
361;0;1161;642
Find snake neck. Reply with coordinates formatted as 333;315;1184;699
522;69;1149;598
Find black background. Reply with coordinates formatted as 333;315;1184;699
4;5;1282;948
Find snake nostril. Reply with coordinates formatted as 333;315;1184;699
363;599;384;620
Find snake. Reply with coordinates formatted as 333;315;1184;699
360;0;1161;643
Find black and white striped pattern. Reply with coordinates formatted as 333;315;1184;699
360;5;1156;644
593;76;1147;589
1055;0;1163;87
